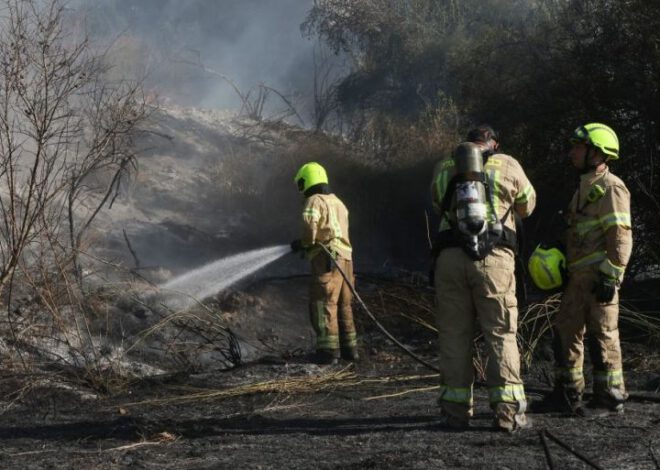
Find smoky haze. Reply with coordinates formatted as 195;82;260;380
79;0;327;116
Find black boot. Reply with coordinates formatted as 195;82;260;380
341;346;359;362
530;388;584;415
586;394;625;414
314;349;340;365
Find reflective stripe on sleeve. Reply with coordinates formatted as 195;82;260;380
330;239;353;254
302;208;321;222
599;212;631;231
575;218;601;237
598;258;625;280
568;250;607;271
515;184;534;204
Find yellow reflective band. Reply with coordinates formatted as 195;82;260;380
435;169;450;204
575;218;602;236
515;184;534;203
486;169;500;222
317;335;339;350
439;159;455;170
340;332;357;348
568;250;607;271
330;239;353;254
599;212;631;231
594;369;623;386
303;208;321;221
488;384;526;404
556;366;583;381
485;157;503;167
598;258;625;280
328;207;342;239
438;385;473;404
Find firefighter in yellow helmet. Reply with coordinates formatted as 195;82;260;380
291;162;357;365
532;123;632;414
431;125;536;432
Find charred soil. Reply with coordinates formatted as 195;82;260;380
0;276;659;470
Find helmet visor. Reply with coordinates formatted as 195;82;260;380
570;126;589;144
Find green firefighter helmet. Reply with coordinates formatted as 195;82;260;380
570;122;619;160
528;244;567;290
294;162;328;192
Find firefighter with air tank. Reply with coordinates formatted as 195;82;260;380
431;125;536;432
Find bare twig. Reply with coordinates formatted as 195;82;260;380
650;442;660;470
539;430;556;470
122;228;140;269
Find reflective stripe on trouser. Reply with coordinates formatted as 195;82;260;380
309;254;357;352
554;366;584;391
434;247;527;422
554;268;626;398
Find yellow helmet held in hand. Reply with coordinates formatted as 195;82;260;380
294;162;328;192
570;123;619;160
528;244;567;290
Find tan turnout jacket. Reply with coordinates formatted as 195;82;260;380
565;166;632;280
301;193;352;260
431;152;537;232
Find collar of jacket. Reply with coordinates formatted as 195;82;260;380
304;184;331;197
580;165;609;184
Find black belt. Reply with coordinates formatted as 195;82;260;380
432;226;518;257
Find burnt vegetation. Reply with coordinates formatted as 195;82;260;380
0;1;658;468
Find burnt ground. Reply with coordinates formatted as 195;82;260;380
0;276;659;470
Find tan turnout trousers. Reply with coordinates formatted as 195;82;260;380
301;192;356;354
309;254;356;353
435;247;525;424
554;267;625;400
555;166;632;401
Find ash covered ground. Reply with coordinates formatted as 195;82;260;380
0;106;658;469
0;274;659;470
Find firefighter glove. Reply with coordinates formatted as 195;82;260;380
593;274;616;303
290;239;304;253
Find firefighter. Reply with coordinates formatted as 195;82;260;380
431;125;536;432
531;123;632;414
291;162;357;365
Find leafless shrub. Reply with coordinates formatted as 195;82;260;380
0;0;150;390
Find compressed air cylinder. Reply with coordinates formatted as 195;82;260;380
453;142;487;237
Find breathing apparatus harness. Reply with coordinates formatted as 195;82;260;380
433;142;517;261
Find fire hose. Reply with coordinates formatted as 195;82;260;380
318;245;660;404
320;245;441;373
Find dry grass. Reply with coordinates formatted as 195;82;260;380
517;294;563;367
119;367;357;408
354;278;660;374
118;370;443;409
